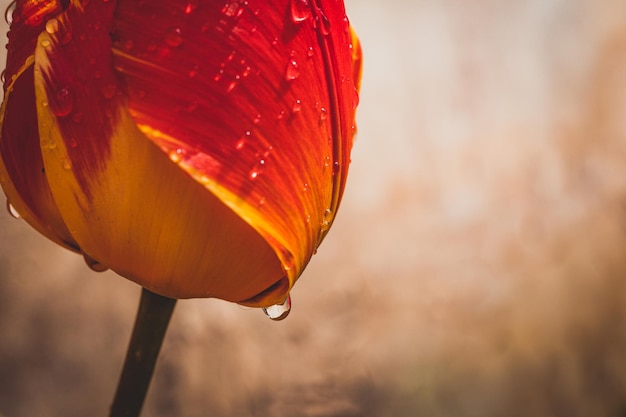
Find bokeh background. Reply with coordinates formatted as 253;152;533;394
2;0;626;416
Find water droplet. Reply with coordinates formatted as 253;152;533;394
279;247;295;271
307;46;314;58
169;148;184;163
4;1;15;25
52;87;73;117
249;159;265;180
321;208;333;231
62;159;72;170
284;59;300;81
313;9;330;36
221;1;244;17
45;18;59;34
184;0;198;14
188;64;199;78
67;137;78;148
6;201;21;219
164;27;183;48
263;295;291;321
253;114;262;124
290;0;311;23
83;254;109;272
332;160;340;176
291;99;302;114
40;39;51;48
42;137;57;150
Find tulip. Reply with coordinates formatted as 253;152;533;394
0;0;362;308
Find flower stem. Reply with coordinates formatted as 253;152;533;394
109;288;177;417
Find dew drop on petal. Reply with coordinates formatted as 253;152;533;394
263;295;291;321
6;201;21;219
279;247;295;272
164;27;183;48
321;208;333;231
52;87;74;117
319;107;328;121
45;18;59;34
83;254;109;272
284;59;300;81
290;0;311;23
291;99;302;114
40;39;51;48
184;0;198;14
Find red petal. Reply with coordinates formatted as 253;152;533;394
112;0;360;290
4;0;63;90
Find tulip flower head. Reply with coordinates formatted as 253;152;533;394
0;0;361;310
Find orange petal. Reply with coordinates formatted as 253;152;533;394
33;1;286;305
111;0;360;294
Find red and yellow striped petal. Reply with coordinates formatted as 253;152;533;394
111;0;360;297
32;0;288;305
0;53;79;250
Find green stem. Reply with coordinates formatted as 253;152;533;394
109;288;177;417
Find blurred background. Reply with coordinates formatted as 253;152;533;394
2;0;626;416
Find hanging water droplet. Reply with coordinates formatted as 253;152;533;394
45;18;60;34
164;27;183;48
263;295;291;321
284;59;300;81
4;1;15;25
6;201;21;219
290;0;311;23
83;254;109;272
